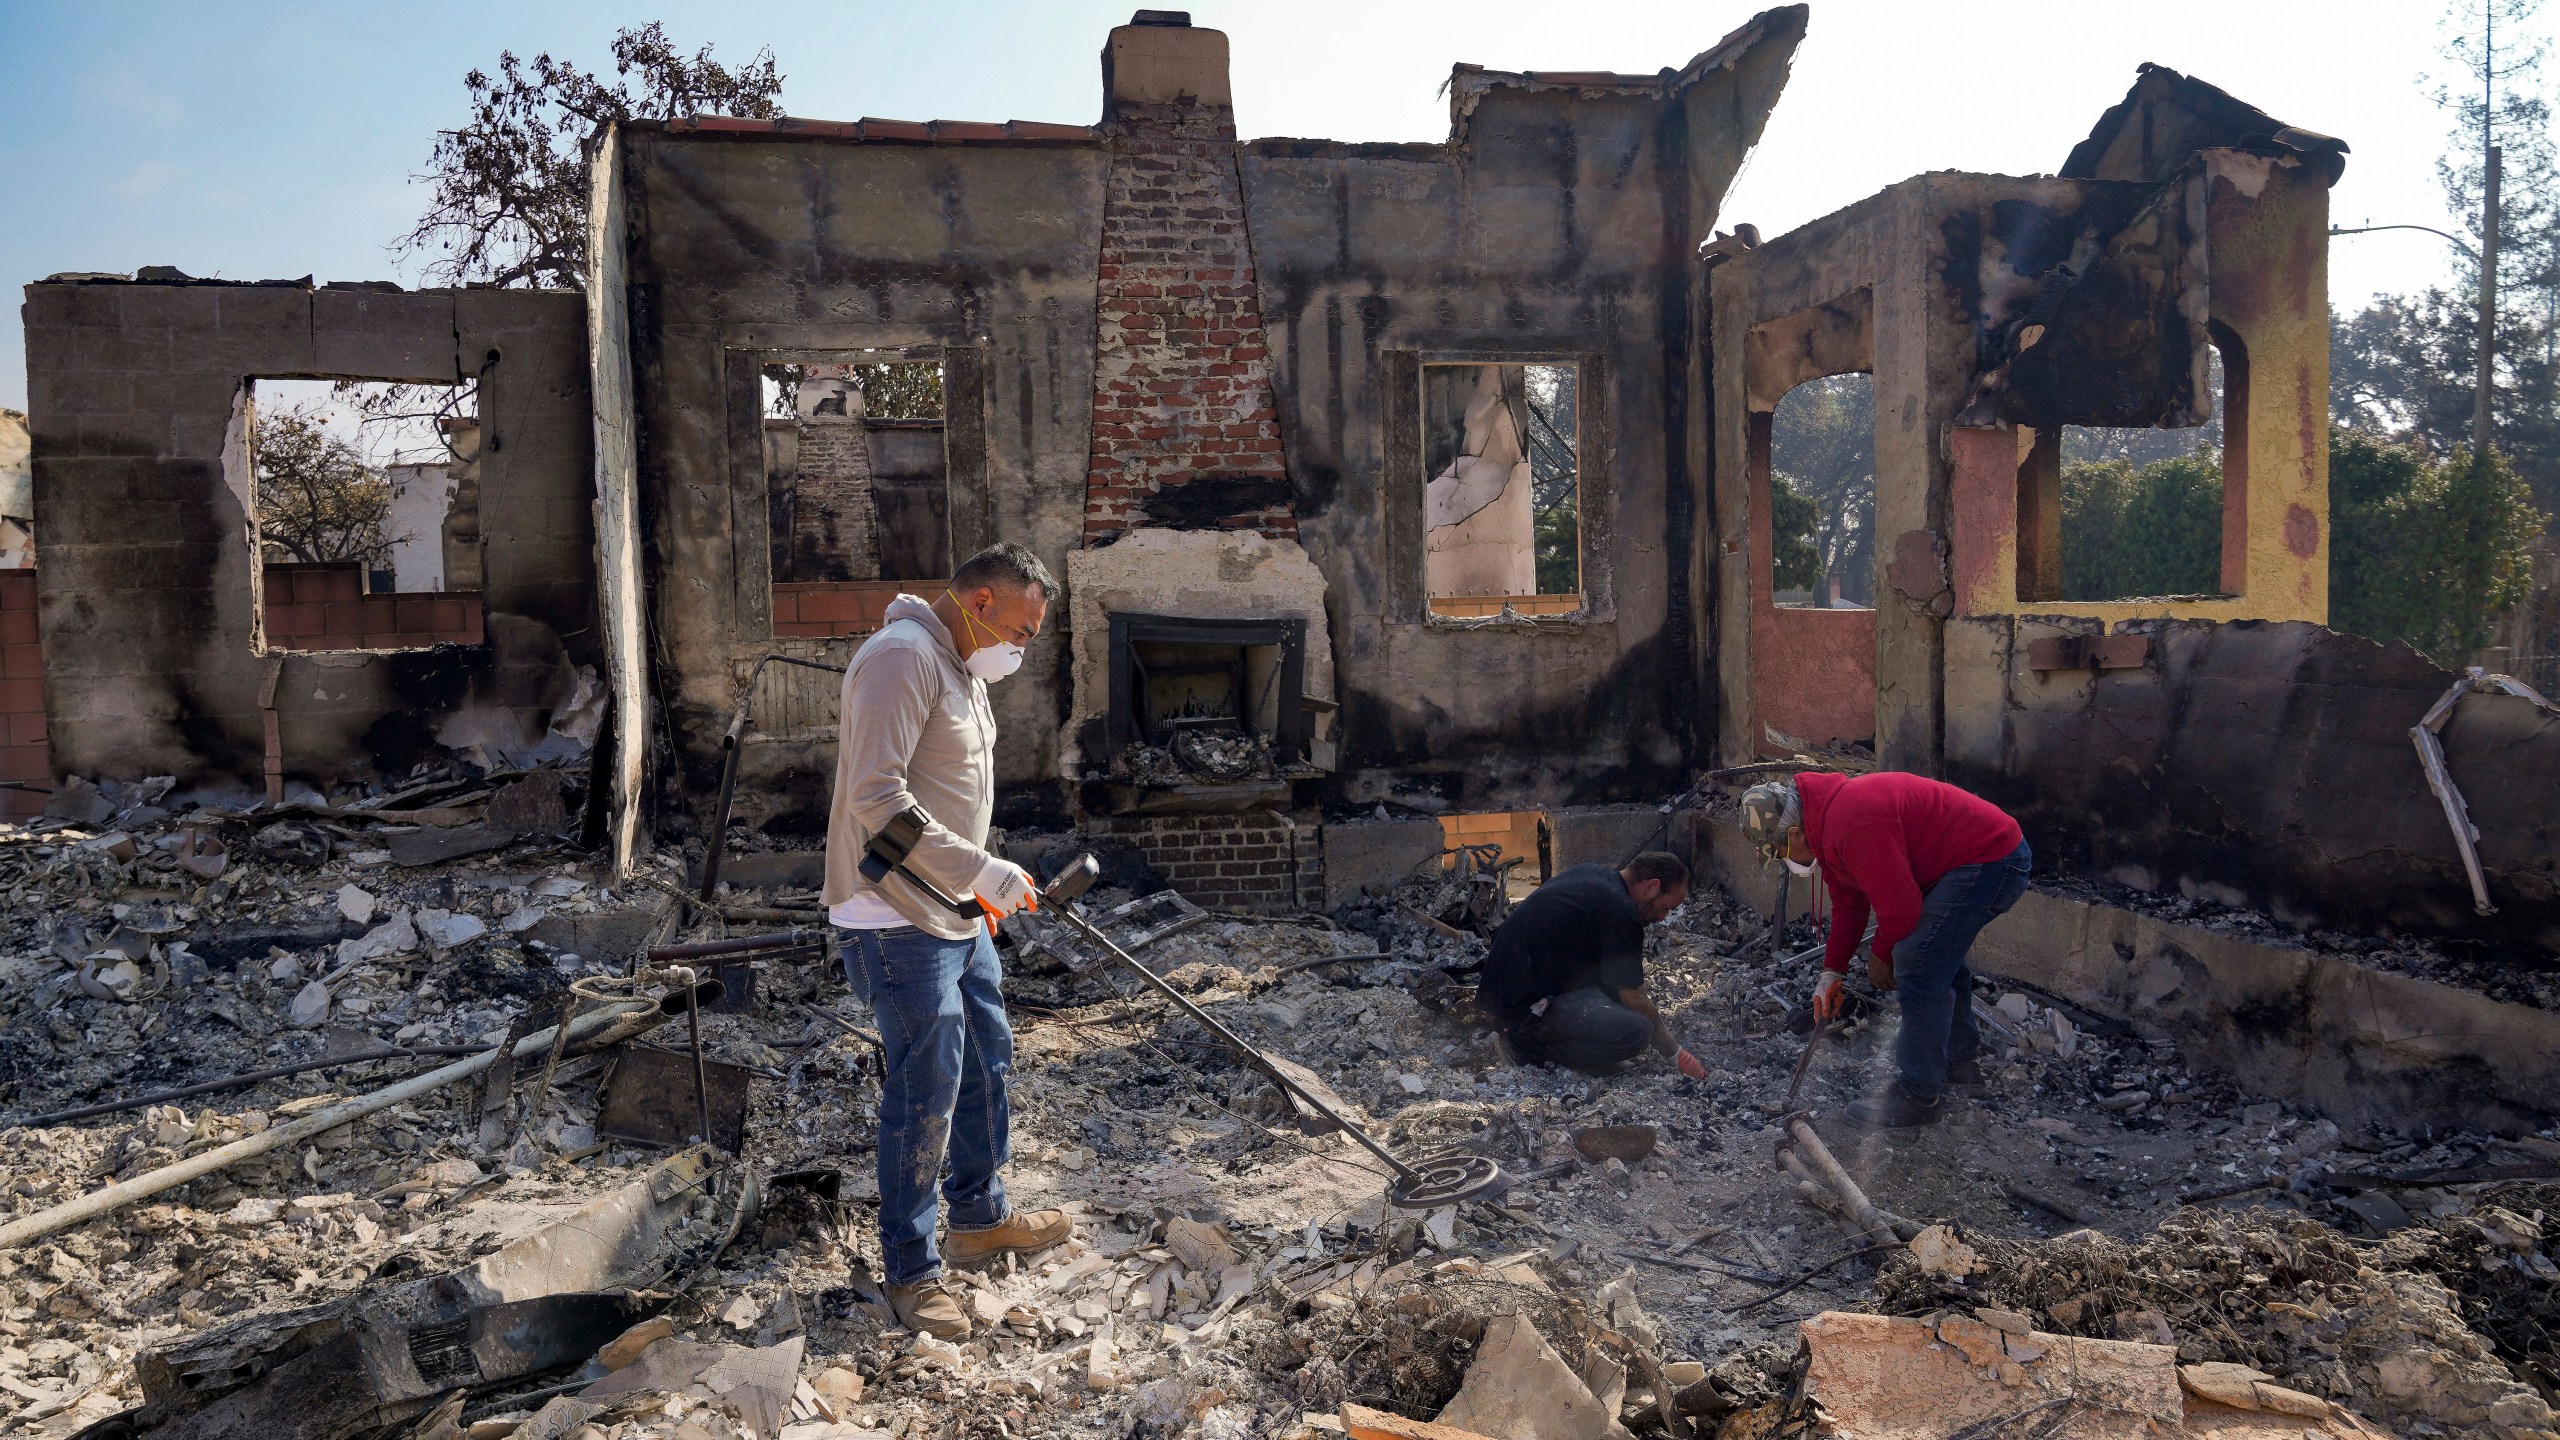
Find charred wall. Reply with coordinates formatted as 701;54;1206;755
615;125;1109;832
1242;8;1804;815
1945;615;2560;951
18;280;596;795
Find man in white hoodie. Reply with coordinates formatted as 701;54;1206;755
825;541;1071;1338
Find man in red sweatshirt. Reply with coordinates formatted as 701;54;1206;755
1740;771;2029;1128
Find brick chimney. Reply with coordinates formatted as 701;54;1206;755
1082;11;1295;545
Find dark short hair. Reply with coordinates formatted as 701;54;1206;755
950;541;1057;600
1623;851;1690;890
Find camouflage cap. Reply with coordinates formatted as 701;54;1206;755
1738;779;1801;860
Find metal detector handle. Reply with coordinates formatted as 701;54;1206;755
857;805;988;921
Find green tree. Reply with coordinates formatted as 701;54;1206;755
1769;375;1875;604
254;407;395;567
399;24;784;289
2060;453;2224;600
1769;473;1822;594
2329;427;2542;661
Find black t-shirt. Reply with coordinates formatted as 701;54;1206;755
1480;863;1647;1026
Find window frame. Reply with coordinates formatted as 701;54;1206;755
1381;347;1613;628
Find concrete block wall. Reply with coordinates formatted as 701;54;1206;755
19;279;595;792
0;571;43;817
1082;100;1294;543
261;563;485;650
769;580;913;640
1094;810;1319;912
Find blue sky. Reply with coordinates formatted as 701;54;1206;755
0;0;2538;413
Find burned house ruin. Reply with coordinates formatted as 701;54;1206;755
13;8;2560;1138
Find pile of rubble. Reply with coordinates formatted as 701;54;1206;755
0;795;2554;1439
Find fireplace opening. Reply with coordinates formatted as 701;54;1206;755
1103;613;1307;788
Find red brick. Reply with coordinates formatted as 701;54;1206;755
427;598;465;632
393;597;437;633
0;743;45;782
264;603;323;639
7;711;47;746
0;644;40;680
796;588;862;623
769;590;800;623
0;572;35;610
0;681;39;718
0;609;35;646
362;633;407;650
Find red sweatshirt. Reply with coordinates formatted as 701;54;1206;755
1798;771;2022;974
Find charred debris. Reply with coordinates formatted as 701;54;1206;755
3;6;2559;1440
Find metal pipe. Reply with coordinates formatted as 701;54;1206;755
1782;1114;1899;1245
9;1045;490;1129
0;1001;650;1249
647;930;820;962
671;965;714;1148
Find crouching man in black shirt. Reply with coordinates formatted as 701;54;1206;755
1480;852;1706;1078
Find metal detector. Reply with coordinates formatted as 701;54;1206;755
1037;852;1508;1209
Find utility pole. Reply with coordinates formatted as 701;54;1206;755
2476;2;2502;455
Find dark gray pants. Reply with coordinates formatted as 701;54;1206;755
1507;987;1652;1074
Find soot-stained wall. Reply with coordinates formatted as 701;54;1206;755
1243;8;1805;815
616;123;1110;831
19;279;596;795
1946;615;2560;952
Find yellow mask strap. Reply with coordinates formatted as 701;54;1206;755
944;589;1007;647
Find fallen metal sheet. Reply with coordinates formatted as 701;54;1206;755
596;1045;752;1152
114;1146;755;1440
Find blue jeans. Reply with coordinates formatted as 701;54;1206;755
838;925;1013;1288
1893;840;2032;1102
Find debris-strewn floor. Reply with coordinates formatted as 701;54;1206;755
1;801;2554;1439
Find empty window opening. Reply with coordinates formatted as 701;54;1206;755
2031;342;2238;603
761;358;950;638
1423;362;1581;618
1438;809;1548;901
245;378;484;652
1768;373;1875;609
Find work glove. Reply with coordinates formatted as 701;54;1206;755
1811;970;1845;1023
1675;1048;1708;1081
971;856;1039;916
1866;950;1896;992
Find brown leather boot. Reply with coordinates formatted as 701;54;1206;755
883;1277;969;1340
944;1208;1074;1268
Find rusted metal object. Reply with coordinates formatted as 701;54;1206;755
596;1045;752;1153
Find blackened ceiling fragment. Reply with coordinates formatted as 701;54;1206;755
2064;62;2348;188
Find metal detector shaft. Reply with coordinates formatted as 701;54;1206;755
1041;898;1421;1185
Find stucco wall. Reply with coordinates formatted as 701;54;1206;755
617;126;1110;831
1242;11;1805;814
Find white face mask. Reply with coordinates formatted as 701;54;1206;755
964;641;1024;683
1784;856;1817;878
949;591;1027;683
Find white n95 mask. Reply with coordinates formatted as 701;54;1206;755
964;641;1024;682
1784;857;1817;878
